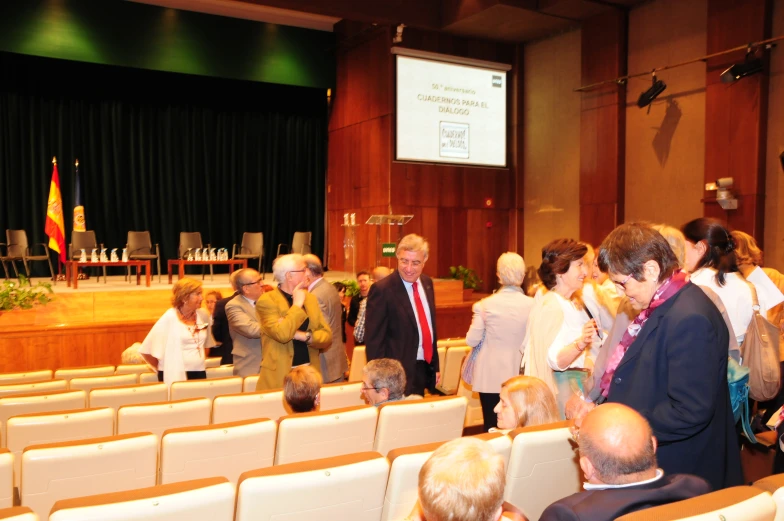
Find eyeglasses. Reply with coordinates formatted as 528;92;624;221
288;269;305;274
243;278;262;287
361;386;379;392
613;273;633;290
397;258;422;268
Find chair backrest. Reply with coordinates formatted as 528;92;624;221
49;477;235;521
115;364;153;376
206;366;234;379
439;346;471;393
348;346;366;382
382;441;445;521
320;381;365;410
291;232;311;254
160;419;276;486
212;390;290;424
20;433;157;519
243;375;259;392
0;390;86;446
70;231;98;258
69;374;138;393
0;380;67;399
7;408;114;486
437;346;446;379
240;232;263;255
126;231;153;255
373;396;468;456
117;398;211;442
88;383;169;413
0;450;13;509
6;230;29;257
236;452;389;521
204;357;222;369
456;377;483;428
170;377;242;403
503;420;581;521
616;486;776;521
0;371;52;386
179;232;203;258
275;405;378;465
754;474;784;521
139;372;159;384
473;431;513;470
54;366;115;384
436;338;467;348
0;507;36;521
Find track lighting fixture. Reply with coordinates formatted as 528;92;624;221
392;24;405;44
637;72;666;109
720;48;764;83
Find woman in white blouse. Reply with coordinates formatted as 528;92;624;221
466;252;535;431
522;239;604;417
140;277;214;386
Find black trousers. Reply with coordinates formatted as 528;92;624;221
479;392;500;432
411;360;438;396
157;370;207;382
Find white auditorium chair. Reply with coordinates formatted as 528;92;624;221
473;431;513;470
138;372;159;384
53;366;114;385
20;433;158;519
436;347;446;380
0;450;12;509
373;396;467;456
503;420;581;521
69;374;138;393
436;346;470;395
204;357;222;369
0;390;86;446
170;377;242;402
753;474;784;521
211;390;290;424
319;381;365;410
0;371;52;386
116;398;211;442
206;366;234;379
616;486;776;521
0;380;67;399
236;452;389;521
348;346;366;382
160;419;276;486
0;507;37;521
242;375;259;392
49;477;235;521
436;338;467;348
7;408;114;486
456;377;483;428
114;364;153;376
382;441;445;521
88;383;169;414
275;405;378;465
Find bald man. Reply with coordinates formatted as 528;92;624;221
372;266;391;281
540;404;710;521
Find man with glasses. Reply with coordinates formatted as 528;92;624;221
365;234;440;396
255;254;332;390
361;358;407;406
226;268;264;377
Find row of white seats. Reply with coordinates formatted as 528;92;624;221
0;418;586;521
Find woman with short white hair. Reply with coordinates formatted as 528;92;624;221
465;252;535;431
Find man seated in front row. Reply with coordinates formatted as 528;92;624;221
361;358;410;406
540;403;710;521
283;365;322;413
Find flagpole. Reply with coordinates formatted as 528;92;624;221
54;157;63;280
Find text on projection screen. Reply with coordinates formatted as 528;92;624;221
396;55;507;167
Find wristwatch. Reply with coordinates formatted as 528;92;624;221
305;330;313;344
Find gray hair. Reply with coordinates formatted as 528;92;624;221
303;254;324;277
363;359;406;400
497;252;526;286
396;234;429;260
231;268;259;292
272;254;304;283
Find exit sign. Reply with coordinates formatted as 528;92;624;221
382;243;396;257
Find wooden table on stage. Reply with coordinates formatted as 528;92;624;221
167;259;247;283
67;260;150;289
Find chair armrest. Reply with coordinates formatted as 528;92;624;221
232;244;237;258
155;244;160;257
30;242;50;256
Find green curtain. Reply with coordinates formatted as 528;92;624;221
0;51;326;276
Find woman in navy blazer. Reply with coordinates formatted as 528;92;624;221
594;223;743;491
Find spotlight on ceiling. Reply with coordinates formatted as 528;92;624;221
637;72;667;109
392;24;405;44
720;55;763;83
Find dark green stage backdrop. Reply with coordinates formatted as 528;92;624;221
0;51;328;275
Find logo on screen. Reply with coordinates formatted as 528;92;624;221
492;75;503;88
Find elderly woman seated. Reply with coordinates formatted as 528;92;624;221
361;358;416;406
493;375;559;432
283;365;322;413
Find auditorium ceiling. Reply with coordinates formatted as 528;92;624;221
132;0;648;43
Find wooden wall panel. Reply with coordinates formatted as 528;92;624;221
704;0;771;241
764;0;784;272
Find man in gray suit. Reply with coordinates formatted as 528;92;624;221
226;268;264;377
304;254;348;383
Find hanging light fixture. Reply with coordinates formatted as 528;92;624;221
637;71;667;109
720;47;764;83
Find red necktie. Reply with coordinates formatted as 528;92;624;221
412;281;433;363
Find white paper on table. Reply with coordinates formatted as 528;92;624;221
748;266;784;315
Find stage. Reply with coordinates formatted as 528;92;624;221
0;270;474;374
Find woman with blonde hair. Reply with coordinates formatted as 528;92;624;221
140;277;214;386
493;376;558;432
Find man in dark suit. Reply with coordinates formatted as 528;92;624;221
211;289;239;366
540;403;710;521
365;234;439;396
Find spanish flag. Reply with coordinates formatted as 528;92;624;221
73;159;85;232
45;157;66;264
